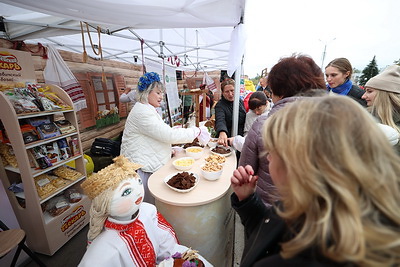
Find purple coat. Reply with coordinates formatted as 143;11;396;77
239;96;301;205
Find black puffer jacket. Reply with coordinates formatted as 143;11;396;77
232;193;351;267
214;96;246;137
347;85;367;107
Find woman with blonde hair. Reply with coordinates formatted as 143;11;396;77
121;72;210;204
362;64;400;151
231;95;400;266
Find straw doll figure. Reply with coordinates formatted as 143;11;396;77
79;155;193;266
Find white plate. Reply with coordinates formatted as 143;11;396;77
164;172;199;193
210;146;233;157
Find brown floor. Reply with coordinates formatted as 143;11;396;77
20;225;88;267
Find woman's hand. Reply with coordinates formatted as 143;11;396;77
231;165;258;201
218;132;229;147
227;137;234;147
197;126;211;145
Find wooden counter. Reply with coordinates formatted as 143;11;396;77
148;147;236;266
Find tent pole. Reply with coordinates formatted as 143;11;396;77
232;56;243;137
158;33;173;127
128;29;161;57
196;30;199;70
184;29;187;54
162;57;173;127
181;28;187;124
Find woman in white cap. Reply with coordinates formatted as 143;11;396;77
121;72;210;204
362;64;400;151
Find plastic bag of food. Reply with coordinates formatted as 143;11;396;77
57;138;72;160
0;142;18;167
45;142;61;164
64;188;82;203
34;174;57;199
20;124;40;144
39;95;62;111
3;90;30;113
43;92;71;109
31;145;52;169
45;195;70;217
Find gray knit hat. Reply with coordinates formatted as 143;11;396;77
365;65;400;93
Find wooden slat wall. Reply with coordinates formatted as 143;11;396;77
74;73;97;129
0;39;222;151
114;74;128;118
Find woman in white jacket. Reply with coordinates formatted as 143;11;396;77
121;72;210;203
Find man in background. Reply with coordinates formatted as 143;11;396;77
256;77;272;99
256;77;267;91
119;88;136;104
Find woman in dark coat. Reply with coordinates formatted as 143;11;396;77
214;79;246;147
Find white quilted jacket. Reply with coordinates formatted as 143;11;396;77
121;103;197;173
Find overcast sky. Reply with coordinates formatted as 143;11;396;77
242;0;400;78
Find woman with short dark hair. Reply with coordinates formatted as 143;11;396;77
239;54;327;206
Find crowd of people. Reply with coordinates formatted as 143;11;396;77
232;95;400;266
231;57;400;266
82;54;400;266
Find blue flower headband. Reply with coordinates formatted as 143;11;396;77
138;72;161;92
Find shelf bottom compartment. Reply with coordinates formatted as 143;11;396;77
43;194;90;225
25;194;91;256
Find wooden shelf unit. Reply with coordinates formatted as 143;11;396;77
0;84;91;256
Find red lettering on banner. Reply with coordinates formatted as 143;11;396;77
0;53;22;71
61;205;87;232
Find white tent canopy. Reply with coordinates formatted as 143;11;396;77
0;0;246;74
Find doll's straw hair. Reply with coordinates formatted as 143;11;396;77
81;155;142;199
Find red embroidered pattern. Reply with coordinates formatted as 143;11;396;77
156;212;179;244
105;219;156;267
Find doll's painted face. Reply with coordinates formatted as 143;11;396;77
109;176;144;221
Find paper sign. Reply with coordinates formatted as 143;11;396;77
0;48;36;85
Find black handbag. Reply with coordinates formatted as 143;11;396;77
90;138;120;157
